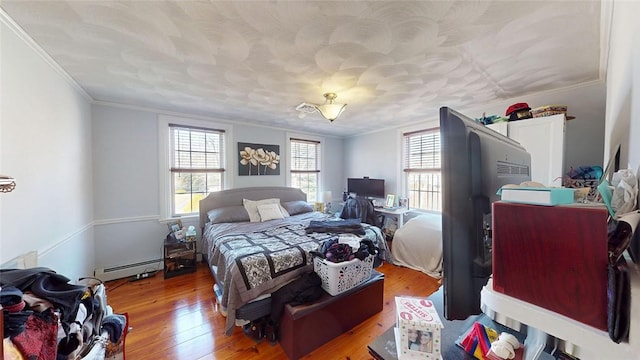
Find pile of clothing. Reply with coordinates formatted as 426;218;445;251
311;238;379;263
1;267;127;360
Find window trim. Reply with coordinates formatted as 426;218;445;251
398;120;440;211
158;115;233;221
286;132;324;201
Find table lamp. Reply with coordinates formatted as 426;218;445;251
322;191;332;214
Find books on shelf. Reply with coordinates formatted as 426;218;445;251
498;186;575;206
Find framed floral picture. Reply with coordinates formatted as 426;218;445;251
238;142;280;176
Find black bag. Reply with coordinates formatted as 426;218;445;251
607;258;630;343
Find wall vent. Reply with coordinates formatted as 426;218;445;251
295;102;318;114
94;258;163;281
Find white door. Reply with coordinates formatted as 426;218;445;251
507;114;566;187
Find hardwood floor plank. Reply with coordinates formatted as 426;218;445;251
106;261;440;359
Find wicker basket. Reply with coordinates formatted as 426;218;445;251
313;255;374;296
531;105;567;118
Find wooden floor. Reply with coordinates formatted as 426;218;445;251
105;261;441;360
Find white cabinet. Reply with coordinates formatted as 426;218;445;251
487;114;566;187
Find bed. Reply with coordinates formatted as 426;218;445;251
199;186;392;334
391;213;443;279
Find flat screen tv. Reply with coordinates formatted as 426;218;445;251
440;107;531;320
347;177;385;198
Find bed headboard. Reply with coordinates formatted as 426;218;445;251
199;186;307;229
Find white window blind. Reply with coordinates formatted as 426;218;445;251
403;128;442;211
290;138;320;202
170;124;225;215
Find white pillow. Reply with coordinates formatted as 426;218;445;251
243;198;289;222
257;203;285;222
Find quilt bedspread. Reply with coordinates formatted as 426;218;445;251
203;212;390;334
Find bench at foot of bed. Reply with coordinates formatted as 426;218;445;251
279;270;384;360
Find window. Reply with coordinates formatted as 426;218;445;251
403;128;441;211
290;138;320;202
170;124;225;216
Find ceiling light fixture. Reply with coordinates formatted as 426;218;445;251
314;93;347;122
0;175;16;193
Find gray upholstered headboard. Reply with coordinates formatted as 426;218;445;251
199;186;307;229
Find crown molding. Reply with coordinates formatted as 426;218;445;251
0;8;92;102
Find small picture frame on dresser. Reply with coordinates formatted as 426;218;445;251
385;194;396;208
398;197;409;210
167;219;183;234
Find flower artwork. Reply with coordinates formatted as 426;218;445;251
238;142;280;175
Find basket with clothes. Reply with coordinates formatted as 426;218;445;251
311;237;379;296
0;267;128;360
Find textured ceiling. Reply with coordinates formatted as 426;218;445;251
1;1;603;137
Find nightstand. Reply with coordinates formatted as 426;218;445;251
163;239;197;279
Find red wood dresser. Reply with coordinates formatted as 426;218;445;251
492;202;609;331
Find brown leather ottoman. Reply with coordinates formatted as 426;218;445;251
279;270;384;360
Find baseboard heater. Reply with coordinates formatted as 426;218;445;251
94;258;163;282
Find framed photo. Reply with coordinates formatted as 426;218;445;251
385;194;396;208
167;219;183;234
398;197;409;209
314;202;325;213
238;142;280;176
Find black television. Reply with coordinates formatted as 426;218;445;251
347;177;385;198
440;107;531;321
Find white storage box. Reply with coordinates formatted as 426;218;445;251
313;255;374;296
395;296;443;359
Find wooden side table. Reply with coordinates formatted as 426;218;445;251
163;239;197;279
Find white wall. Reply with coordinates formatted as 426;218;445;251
91;104;345;278
604;0;640;173
0;16;94;282
345;82;606;197
467;82;606;174
344;128;399;197
602;1;640;353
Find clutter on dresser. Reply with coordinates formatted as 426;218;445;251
167;219;197;242
163;237;197;279
1;268;128;360
563;165;603;202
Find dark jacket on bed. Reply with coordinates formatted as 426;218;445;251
305;219;365;235
339;197;379;227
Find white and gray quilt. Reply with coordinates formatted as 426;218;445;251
203;212;391;334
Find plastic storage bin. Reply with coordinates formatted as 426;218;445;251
313;255;374;296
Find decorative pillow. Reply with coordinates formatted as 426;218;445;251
257;203;285;222
207;206;250;224
282;200;314;216
243;198;281;222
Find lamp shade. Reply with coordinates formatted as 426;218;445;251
315;93;346;122
316;103;346;121
322;191;333;203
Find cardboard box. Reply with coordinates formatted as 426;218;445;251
395;296;443;359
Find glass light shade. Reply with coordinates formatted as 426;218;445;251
315;93;346;122
316;103;346;121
